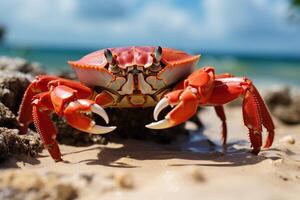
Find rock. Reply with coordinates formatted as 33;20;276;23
0;170;77;200
264;87;300;124
0;71;31;113
0;127;42;162
0;102;19;128
264;87;292;110
0;56;44;76
273;101;300;124
0;68;43;162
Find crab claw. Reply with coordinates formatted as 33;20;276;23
145;118;174;129
146;89;199;130
145;98;175;129
64;99;116;134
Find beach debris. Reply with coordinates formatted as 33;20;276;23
108;171;135;189
186;167;206;183
0;127;42;163
0;56;44;76
279;135;296;145
279;175;289;181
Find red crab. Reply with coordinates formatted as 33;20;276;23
17;46;275;161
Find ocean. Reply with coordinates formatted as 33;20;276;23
1;46;300;88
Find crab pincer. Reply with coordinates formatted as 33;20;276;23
146;67;215;129
64;99;116;134
146;88;199;129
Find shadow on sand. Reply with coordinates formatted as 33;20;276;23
76;128;274;168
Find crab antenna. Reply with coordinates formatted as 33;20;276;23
104;49;114;65
154;46;162;62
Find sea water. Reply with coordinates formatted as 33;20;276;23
1;46;300;88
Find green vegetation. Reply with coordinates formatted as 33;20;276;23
292;0;300;6
0;26;4;43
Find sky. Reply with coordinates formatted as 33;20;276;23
0;0;300;55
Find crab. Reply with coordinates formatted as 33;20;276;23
17;46;275;162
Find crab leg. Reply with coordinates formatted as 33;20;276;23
31;92;62;161
18;75;59;134
214;106;227;146
208;77;275;153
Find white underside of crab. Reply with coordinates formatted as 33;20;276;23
74;66;192;107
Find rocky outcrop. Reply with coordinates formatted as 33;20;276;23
0;102;19;128
0;128;42;162
0;56;44;76
0;71;31;113
0;58;45;162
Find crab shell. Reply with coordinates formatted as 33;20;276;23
68;46;200;107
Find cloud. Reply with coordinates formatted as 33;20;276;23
197;0;300;53
0;0;299;54
74;0;138;19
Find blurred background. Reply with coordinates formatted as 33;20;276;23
0;0;300;87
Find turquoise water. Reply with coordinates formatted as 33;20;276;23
1;46;300;87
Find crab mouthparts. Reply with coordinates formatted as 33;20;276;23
119;70;153;95
129;66;143;75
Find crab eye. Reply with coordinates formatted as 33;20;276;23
154;46;162;62
104;49;114;64
104;49;121;73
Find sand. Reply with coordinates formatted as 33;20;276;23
0;106;300;200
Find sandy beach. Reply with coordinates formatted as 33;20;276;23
1;105;299;200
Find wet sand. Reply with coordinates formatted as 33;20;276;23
1;107;300;200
